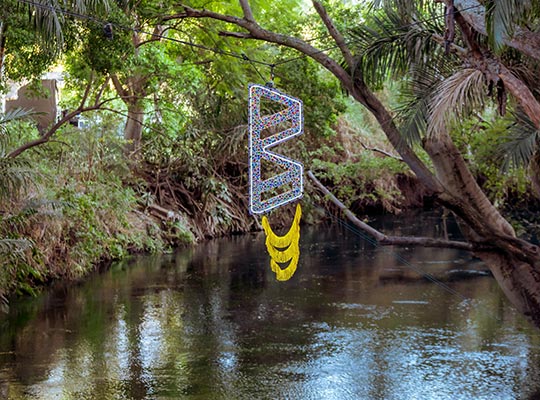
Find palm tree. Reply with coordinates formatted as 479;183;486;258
351;0;540;187
0;108;35;245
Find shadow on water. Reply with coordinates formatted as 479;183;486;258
0;210;540;399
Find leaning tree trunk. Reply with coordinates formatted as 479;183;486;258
424;131;540;326
353;81;540;326
124;101;144;156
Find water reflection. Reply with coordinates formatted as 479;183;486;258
1;211;539;399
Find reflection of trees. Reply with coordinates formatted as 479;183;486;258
0;218;539;399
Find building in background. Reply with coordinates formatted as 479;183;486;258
3;71;63;133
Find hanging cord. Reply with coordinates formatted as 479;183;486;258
242;52;268;83
17;0;483;69
266;65;276;88
303;195;502;324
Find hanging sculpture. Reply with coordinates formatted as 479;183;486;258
248;83;303;281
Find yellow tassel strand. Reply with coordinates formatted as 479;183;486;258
261;204;301;281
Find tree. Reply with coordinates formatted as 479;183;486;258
0;0;109;81
169;0;540;327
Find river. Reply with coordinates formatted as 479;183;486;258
1;210;539;399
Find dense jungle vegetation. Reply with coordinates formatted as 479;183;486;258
2;0;540;324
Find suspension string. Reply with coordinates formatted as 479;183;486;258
17;0;483;70
267;64;276;88
242;52;267;83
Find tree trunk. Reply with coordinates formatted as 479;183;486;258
124;102;144;156
478;251;540;325
0;21;6;81
530;152;540;200
421;131;540;326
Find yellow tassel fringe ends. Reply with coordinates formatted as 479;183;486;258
261;204;301;281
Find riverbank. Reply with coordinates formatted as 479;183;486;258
0;152;430;309
0;102;535;310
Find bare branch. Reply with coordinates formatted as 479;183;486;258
111;74;129;100
136;25;168;48
239;0;255;22
312;1;355;69
7;89;120;158
431;33;467;56
219;31;253;39
94;77;110;107
360;142;403;161
308;171;478;251
8;105;98;158
163;5;246;25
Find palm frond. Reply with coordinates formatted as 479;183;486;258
350;6;447;90
0;108;36;140
394;62;457;144
0;108;37;151
485;0;531;51
496;109;539;170
0;157;34;200
0;108;36;127
24;0;110;52
427;68;486;137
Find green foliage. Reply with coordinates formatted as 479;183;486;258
452;110;529;204
311;144;408;213
0;0;109;82
0;109;195;307
81;8;134;74
350;3;445;90
55;177;144;266
1;14;57;81
7;0;540;306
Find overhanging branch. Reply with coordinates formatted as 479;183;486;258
308;170;481;251
312;1;355;69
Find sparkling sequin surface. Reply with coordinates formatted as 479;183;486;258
248;84;304;214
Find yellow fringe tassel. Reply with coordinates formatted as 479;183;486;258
261;204;301;281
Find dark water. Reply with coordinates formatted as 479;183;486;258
1;211;540;400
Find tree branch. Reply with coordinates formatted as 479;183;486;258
497;65;540;128
7;91;120;158
360;142;403;161
8;107;95;158
94;77;110;107
169;4;351;84
136;24;168;48
219;31;253;39
312;1;355;69
308;170;480;251
110;74;129;100
239;0;255;22
167;2;442;194
431;33;467;56
452;0;540;61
